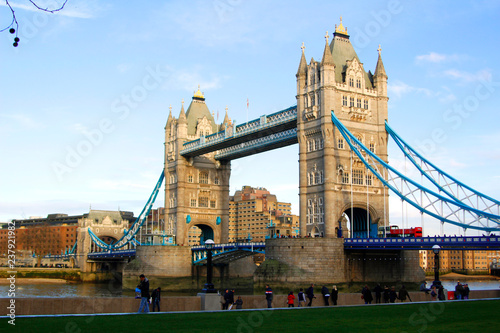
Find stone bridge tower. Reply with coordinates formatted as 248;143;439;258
164;88;231;246
296;19;389;238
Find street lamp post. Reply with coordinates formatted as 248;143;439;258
432;244;441;287
202;239;217;293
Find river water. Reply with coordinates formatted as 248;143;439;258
1;279;498;298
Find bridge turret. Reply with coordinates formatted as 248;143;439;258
320;31;335;86
177;100;188;139
373;45;388;98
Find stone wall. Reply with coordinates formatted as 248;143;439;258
256;238;425;285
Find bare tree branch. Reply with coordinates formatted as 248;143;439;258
2;0;70;47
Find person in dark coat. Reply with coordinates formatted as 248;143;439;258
265;285;273;308
463;284;470;300
383;285;390;303
389;286;398;303
223;290;230;310
331;285;339;306
306;283;316;306
361;285;373;304
298;288;306;307
228;289;235;309
137;274;150;313
151;287;161;312
321;286;330;306
373;284;383;303
438;285;445;301
398;285;411;302
235;296;243;309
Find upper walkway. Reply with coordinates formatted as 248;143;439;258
180;106;297;160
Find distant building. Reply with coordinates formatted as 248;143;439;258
419;249;493;274
228;186;299;242
0;210;135;266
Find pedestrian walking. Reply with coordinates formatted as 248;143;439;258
287;291;295;307
321;285;330;306
398;285;412;302
331;285;338;306
137;274;150;313
151;287;161;312
298;288;306;307
265;285;273;308
361;285;373;304
306;283;316;306
373;283;382;303
383;285;390;303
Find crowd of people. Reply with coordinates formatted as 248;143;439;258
136;273;474;313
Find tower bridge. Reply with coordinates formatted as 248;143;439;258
81;19;500;285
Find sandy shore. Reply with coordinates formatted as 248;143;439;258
439;272;500;280
0;278;68;284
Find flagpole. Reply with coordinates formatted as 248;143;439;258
246;98;249;123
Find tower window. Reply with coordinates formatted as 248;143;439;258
342;171;349;184
369;143;375;152
190;199;197;207
364;100;369;109
342;96;347;106
198;197;209;208
338;138;344;149
349;78;354;87
188;175;193;183
356;79;361;88
357;98;361;108
214;177;220;185
350;97;354;107
199;172;209;184
352;169;363;185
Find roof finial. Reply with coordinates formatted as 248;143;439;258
335;16;348;35
181;98;184;106
378;44;382;56
169;104;172;112
325;31;329;44
301;42;305;53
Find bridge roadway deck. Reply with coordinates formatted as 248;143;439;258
85;236;500;261
344;236;500;250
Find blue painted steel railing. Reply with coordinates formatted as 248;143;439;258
191;242;265;264
344;236;500;250
331;111;500;232
87;249;136;260
386;121;500;215
88;170;165;251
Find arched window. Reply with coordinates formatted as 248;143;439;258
315;172;320;184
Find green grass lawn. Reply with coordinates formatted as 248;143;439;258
7;299;500;333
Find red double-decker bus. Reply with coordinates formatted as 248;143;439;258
378;225;422;238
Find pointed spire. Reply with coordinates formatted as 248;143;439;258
220;106;230;131
178;99;187;124
374;44;387;78
166;104;173;126
297;42;307;75
321;31;334;66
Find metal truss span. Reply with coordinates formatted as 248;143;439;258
331;111;500;233
215;128;298;160
386;121;500;215
89;170;165;251
181;106;297;158
191;242;265;264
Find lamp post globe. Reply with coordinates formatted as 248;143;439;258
202;239;217;293
432;245;441;287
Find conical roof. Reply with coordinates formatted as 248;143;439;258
329;18;373;89
185;88;217;136
374;46;387;78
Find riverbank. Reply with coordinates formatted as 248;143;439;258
1;290;499;315
438;272;500;280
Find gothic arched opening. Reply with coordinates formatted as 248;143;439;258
343;207;378;238
188;224;214;246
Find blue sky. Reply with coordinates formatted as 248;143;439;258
1;0;499;237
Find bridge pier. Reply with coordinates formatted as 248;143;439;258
255;238;424;287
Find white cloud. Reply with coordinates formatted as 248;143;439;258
0;113;41;129
416;52;462;64
388;80;432;99
443;69;492;83
161;65;225;93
